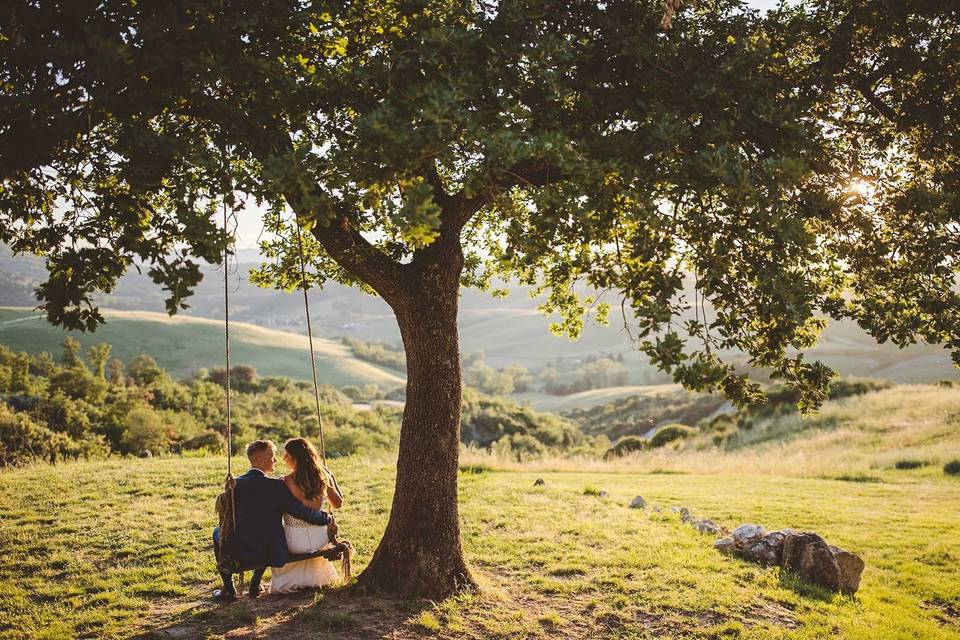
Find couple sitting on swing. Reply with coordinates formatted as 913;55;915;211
213;437;345;601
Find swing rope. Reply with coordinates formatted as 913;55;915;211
214;152;242;590
216;186;353;586
293;218;353;579
293;221;327;464
224;194;233;478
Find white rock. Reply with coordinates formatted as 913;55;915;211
731;524;766;549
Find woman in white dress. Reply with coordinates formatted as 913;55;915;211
269;437;344;593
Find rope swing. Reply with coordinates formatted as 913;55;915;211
292;218;353;578
214;173;352;583
214;155;242;584
293;221;327;463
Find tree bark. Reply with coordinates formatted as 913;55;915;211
356;252;476;598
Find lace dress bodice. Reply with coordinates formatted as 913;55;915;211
272;493;338;593
283;512;315;528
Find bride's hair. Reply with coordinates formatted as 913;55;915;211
284;437;328;501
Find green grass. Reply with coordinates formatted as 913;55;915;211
0;306;404;388
1;455;959;639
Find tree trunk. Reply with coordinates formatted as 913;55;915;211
356;259;476;598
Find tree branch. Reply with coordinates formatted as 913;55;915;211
244;133;406;301
440;158;568;237
853;78;901;126
295;196;406;303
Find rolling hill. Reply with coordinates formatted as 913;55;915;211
1;247;956;396
0;307;404;389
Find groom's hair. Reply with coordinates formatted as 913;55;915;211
245;439;274;461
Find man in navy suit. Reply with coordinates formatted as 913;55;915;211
213;439;332;600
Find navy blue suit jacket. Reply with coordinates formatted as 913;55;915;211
224;468;331;568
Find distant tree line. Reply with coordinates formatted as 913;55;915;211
341;337;407;372
343;338;536;396
0;340;597;467
541;357;629;396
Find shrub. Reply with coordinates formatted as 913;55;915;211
0;406;70;466
649;423;697;448
128;354;165;386
384;386;406;401
894;459;928;470
340;384;382;402
833;473;883;483
604;435;648;459
342;337;406;371
182;430;225;452
459;464;490;475
208;365;259;393
0;404;106;466
944;460;960;476
120;405;168;455
460;389;581;450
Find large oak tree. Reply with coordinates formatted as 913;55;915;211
2;0;958;597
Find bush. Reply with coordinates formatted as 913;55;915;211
944;460;960;476
460;389;581;451
0;406;70;466
120;405;168;455
340;384;382;402
604;435;648;459
894;459;928;470
128;354;165;386
649;423;697;448
384;386;406;401
208;365;259;393
342;337;406;371
0;404;106;466
182;430;225;452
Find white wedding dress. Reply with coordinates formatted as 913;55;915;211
269;512;340;593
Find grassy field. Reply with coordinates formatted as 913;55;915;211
0;307;404;389
474;385;960;478
1;450;958;639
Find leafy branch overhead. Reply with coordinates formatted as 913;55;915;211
2;0;958;411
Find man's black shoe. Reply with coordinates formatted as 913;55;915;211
212;588;238;602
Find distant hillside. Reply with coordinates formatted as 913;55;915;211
676;383;960;478
562;386;728;441
0;307;404;389
1;247;956;386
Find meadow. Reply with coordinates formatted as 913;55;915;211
0;307;403;389
1;450;958;639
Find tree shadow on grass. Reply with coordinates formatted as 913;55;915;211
135;582;432;640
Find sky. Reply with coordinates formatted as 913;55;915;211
231;0;784;251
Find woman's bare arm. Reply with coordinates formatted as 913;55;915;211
325;470;344;509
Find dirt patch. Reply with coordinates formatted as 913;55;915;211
923;598;960;627
741;600;800;629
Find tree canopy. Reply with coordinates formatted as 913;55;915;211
2;0;958;412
